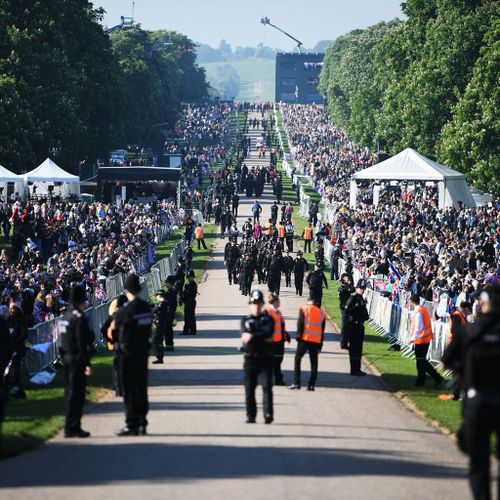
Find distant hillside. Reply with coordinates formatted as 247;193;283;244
202;58;275;102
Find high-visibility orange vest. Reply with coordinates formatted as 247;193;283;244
300;304;325;344
410;305;433;344
264;223;272;236
266;306;285;342
304;227;312;240
448;310;466;345
195;226;204;239
277;225;285;238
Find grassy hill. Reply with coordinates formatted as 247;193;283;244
202;58;275;102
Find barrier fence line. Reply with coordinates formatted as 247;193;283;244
276;135;450;366
24;226;192;376
323;240;450;365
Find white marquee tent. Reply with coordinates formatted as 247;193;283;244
350;148;475;209
23;158;80;199
0;164;23;200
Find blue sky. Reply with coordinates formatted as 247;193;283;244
95;0;404;50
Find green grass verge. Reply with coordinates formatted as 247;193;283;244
274;122;461;434
1;352;114;459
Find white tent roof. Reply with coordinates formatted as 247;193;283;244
353;148;466;181
24;158;79;183
0;164;21;182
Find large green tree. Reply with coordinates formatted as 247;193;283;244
382;0;498;157
0;0;122;172
319;21;402;148
110;28;208;146
438;18;500;192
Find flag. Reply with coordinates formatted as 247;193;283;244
295;85;299;100
387;259;401;284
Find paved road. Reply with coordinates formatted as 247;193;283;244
0;114;471;499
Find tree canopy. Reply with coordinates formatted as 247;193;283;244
319;0;499;193
0;1;208;173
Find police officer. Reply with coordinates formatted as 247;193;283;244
239;253;254;296
174;257;186;306
293;250;309;296
338;273;355;349
225;240;240;285
282;250;294;288
442;286;500;500
306;262;328;306
330;244;341;281
289;299;326;391
314;240;325;269
0;307;12;438
268;247;283;295
344;279;369;376
102;294;128;396
265;292;290;385
181;270;197;335
112;274;153;436
153;286;174;363
241;289;274;424
270;202;278;226
285;220;295;252
59;285;94;438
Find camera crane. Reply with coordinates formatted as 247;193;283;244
260;16;303;54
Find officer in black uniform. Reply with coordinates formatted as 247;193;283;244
225;240;240;285
59;285;94;438
173;257;186;306
113;274;153;436
152;275;177;362
338;273;355;349
314;241;325;269
344;279;369;376
101;294;128;396
282;250;294;288
182;270;198;335
293;250;309;296
241;289;274;424
232;192;240;217
306;262;328;306
330;244;341;281
442;286;500;500
0;308;12;438
239;253;254;296
268;247;283;295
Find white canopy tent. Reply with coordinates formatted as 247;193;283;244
23;158;80;199
350;148;475;209
0;165;24;201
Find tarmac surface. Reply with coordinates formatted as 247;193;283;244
0;115;471;499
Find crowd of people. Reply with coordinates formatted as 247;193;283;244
0;199;181;323
173;103;232;145
280;103;499;318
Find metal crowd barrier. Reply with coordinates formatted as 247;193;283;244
324;238;450;365
25;238;187;376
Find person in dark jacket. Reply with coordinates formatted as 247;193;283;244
338;274;355;349
241;289;274;423
59;285;94;438
306;263;328;306
293;251;309;296
152;275;177;361
0;309;11;438
101;294;128;396
112;274;153;436
181;270;198;335
344;279;369;376
442;286;500;500
7;304;28;398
